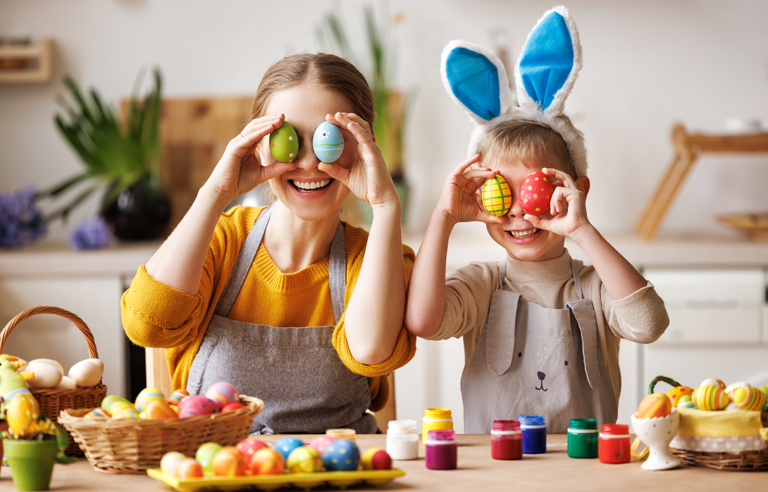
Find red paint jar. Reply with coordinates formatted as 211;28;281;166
491;420;522;460
425;430;457;470
598;424;631;464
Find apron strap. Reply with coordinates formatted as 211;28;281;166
570;258;584;300
568;300;599;389
486;260;519;376
328;221;346;325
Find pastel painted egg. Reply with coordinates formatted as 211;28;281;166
101;394;130;412
111;401;140;420
677;394;695;409
270;121;299;162
273;436;306;461
236;436;268;460
636;393;671;419
481;175;512;217
160;451;186;476
212;446;246;477
248;448;285;475
287;446;323;474
308;435;337;455
135;387;167;413
176;458;204;479
693;385;730;410
725;381;749;400
195;442;223;472
6;393;41;438
85;407;111;421
321;438;360;472
177;395;218;418
733;386;766;411
204;382;239;410
222;402;244;413
168;389;189;406
312;121;344;163
145;400;179;420
666;386;694;407
361;447;392;470
700;378;726;389
520;171;554;216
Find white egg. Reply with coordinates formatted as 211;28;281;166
28;358;64;376
54;376;77;390
26;361;63;389
85;358;104;372
68;359;103;387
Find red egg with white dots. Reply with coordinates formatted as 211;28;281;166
520;171;554;216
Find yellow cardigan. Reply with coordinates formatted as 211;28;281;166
121;206;416;411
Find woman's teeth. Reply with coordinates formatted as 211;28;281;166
292;179;331;191
508;229;539;238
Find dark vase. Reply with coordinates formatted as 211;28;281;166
102;179;171;241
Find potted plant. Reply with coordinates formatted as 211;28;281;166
52;68;171;240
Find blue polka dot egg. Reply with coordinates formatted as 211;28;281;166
321;438;360;471
273;436;306;461
312;121;344;163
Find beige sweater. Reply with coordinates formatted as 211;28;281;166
427;249;669;400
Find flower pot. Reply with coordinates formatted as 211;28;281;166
3;438;58;491
102;178;171;241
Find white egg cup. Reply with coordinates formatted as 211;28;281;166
630;408;681;471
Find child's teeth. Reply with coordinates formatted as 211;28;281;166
293;179;331;190
510;229;539;238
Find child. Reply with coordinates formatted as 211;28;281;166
122;53;416;434
405;7;668;433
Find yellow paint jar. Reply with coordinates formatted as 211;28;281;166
422;408;453;445
326;428;356;442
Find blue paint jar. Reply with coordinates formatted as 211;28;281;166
517;414;546;454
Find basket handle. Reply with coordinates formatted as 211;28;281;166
0;306;99;359
648;375;683;395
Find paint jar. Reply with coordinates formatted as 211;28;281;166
425;429;457;470
517;414;547;454
598;423;631;464
567;418;598;458
326;428;356;442
422;408;453;445
386;419;419;460
491;420;522;460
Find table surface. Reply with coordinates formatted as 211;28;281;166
11;434;764;492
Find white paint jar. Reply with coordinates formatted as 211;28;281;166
386;419;419;460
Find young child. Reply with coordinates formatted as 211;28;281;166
122;53;416;434
405;7;668;433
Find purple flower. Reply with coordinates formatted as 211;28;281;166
69;217;112;251
0;187;47;248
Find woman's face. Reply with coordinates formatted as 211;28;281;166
260;83;360;222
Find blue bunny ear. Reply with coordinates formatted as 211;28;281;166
515;5;581;116
441;40;514;126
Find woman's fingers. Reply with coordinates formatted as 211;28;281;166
230;114;284;156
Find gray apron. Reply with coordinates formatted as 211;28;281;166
462;258;617;434
187;205;377;434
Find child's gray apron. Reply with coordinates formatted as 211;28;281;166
186;205;377;434
462;259;617;434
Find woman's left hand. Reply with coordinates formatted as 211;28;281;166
319;112;399;211
524;167;591;240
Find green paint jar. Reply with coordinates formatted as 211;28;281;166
567;418;598;458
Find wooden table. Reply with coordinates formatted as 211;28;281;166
16;434;764;491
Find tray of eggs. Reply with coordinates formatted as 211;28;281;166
147;436;404;492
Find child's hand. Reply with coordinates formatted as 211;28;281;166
437;155;503;226
524;167;591;239
207;113;297;202
319;112;399;211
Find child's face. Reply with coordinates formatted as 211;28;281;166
260;83;359;222
482;152;569;262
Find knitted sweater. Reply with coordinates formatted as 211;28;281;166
121;205;416;411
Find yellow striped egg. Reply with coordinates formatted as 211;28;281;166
168;389;190;406
111;401;140;420
732;386;766;411
482;175;512;217
692;385;729;410
5;392;41;438
135;387;167;413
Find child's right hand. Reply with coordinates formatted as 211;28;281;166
437;155;503;226
205;113;297;203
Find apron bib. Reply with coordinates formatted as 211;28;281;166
187;204;377;434
462;259;617;434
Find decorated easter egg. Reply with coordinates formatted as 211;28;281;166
222;402;244;413
700;378;726;389
312;121;344;163
725;381;749;399
309;435;337;455
273;436;306;461
25;361;62;389
68;359;103;387
160;451;187;476
321;438;360;472
212;446;246;477
195;442;223;472
693;385;730;410
666;385;694;407
85;407;111;421
145;400;179;420
168;389;189;406
520;171;554;216
248;448;286;475
677;394;695;409
361;447;392;470
204;382;239;410
135;387;167;413
732;386;766;411
236;436;268;460
176;458;204;479
636;393;671;419
482;175;512;217
287;446;324;474
177;395;218;418
5;393;41;438
101;394;130;412
111;401;140;420
270;121;299;162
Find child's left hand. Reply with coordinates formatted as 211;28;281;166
524;167;591;240
319;112;399;212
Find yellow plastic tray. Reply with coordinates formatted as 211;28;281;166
146;467;405;491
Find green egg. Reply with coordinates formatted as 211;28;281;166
101;394;130;412
270;121;299;162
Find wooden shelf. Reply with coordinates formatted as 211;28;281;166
0;38;52;83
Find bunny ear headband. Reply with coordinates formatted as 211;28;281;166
441;5;587;176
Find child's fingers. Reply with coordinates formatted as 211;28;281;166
452;154;482;177
542;167;575;189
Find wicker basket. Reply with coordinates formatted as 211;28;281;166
1;306;108;456
59;395;264;474
671;446;768;472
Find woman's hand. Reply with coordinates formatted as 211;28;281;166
205;113;297;203
524;167;592;240
437;155;503;226
318;112;399;211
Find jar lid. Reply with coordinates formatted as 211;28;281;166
492;420;521;432
600;423;629;435
388;419;417;432
568;418;597;430
424;408;452;419
516;414;545;426
427;429;456;442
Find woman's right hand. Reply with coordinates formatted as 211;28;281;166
437;155;503;226
205;113;297;202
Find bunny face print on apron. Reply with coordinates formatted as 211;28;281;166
187;205;377;434
462;259;617;434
